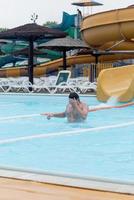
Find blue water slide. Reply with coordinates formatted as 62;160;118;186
53;12;77;31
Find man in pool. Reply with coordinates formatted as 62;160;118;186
42;92;89;123
42;92;134;122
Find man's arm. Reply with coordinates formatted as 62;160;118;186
41;112;66;119
88;102;134;112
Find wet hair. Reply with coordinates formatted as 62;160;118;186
69;92;80;101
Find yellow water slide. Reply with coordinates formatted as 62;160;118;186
81;6;134;50
97;65;134;102
0;6;134;78
81;6;134;102
1;53;134;77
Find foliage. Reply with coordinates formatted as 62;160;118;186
43;21;58;28
0;28;8;32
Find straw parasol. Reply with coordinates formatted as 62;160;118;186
72;0;103;15
0;23;66;84
72;0;103;7
38;36;89;70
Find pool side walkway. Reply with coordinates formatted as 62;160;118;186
0;177;134;200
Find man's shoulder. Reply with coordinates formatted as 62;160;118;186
81;101;88;106
81;102;88;109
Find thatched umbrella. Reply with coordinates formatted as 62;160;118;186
72;0;103;16
0;23;66;84
72;0;103;7
38;36;89;70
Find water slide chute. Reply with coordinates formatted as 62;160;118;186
97;65;134;102
81;6;134;49
80;6;134;102
1;53;134;77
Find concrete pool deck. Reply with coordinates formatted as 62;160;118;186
0;167;134;199
0;177;134;200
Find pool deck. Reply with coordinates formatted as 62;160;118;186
0;177;134;200
0;167;134;199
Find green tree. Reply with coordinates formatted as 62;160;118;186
43;21;58;28
0;28;8;32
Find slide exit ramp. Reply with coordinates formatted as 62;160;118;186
97;65;134;102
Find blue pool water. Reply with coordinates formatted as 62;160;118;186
0;94;134;182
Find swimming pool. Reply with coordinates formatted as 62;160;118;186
0;94;134;185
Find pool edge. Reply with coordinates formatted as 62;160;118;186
0;167;134;195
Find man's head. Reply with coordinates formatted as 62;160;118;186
69;92;80;102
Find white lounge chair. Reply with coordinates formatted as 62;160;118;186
48;70;76;94
77;81;97;93
0;79;9;92
32;78;51;93
6;78;33;93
